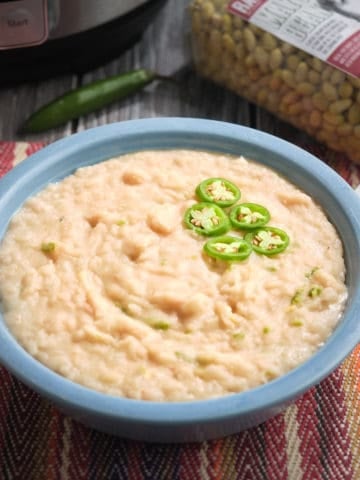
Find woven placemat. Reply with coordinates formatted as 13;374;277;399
0;140;359;480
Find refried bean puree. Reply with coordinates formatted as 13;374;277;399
0;150;347;401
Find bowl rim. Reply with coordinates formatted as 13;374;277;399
1;117;360;426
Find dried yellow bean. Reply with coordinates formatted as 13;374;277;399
233;29;243;42
210;12;223;29
330;69;345;85
269;75;282;91
221;13;233;32
209;29;222;50
286;54;300;72
321;66;333;81
257;88;269;105
250;67;263;81
267;91;281;109
349;151;360;163
243;27;256;51
323;111;344;126
253;46;269;70
287;102;303;116
322;82;338;101
235;44;246;60
244;54;257;68
308;70;321;85
338;82;353;99
232;16;244;29
222;33;235;52
269;49;283;70
322;121;337;133
249;23;261;35
327;141;342;152
281;69;296;88
329;99;352;114
282;91;300;105
248;83;261;98
281;42;295;55
261;32;277;51
258;75;271;88
349;77;360;89
312;92;329;112
211;0;224;10
301;96;313;112
348;104;360;125
202;1;215;17
309;57;323;73
353;125;360;139
337;124;353;137
295;62;308;82
297;82;316;96
316;130;338;144
309;110;322;128
347;137;360;150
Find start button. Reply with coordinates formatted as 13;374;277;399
0;0;48;49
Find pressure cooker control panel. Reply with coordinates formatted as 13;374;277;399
0;0;48;49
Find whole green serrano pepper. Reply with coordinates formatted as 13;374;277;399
20;69;163;133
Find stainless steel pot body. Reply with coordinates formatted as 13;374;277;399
0;0;153;49
0;0;167;85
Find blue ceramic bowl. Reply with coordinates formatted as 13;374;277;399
0;118;360;443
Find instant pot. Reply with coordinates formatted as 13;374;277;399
0;0;167;85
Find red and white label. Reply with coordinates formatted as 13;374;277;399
228;0;360;78
228;0;266;20
328;30;360;77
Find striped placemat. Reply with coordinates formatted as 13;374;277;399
0;141;359;480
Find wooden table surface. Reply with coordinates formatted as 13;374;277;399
0;0;311;148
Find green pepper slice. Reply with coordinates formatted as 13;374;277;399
203;236;252;261
230;203;270;230
195;178;241;207
245;227;289;255
184;202;230;236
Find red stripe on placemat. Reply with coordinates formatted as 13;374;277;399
0;381;52;480
178;443;203;480
25;142;44;157
64;420;92;480
86;431;131;479
0;141;44;179
0;142;16;178
44;409;65;480
137;442;182;479
296;388;323;480
232;427;266;479
127;442;145;480
0;368;16;473
264;414;288;479
203;439;227;479
218;436;242;479
314;369;354;479
341;346;360;479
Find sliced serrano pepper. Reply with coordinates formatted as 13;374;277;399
195;178;241;207
230;203;270;230
245;226;289;255
203;235;252;261
184;202;230;236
